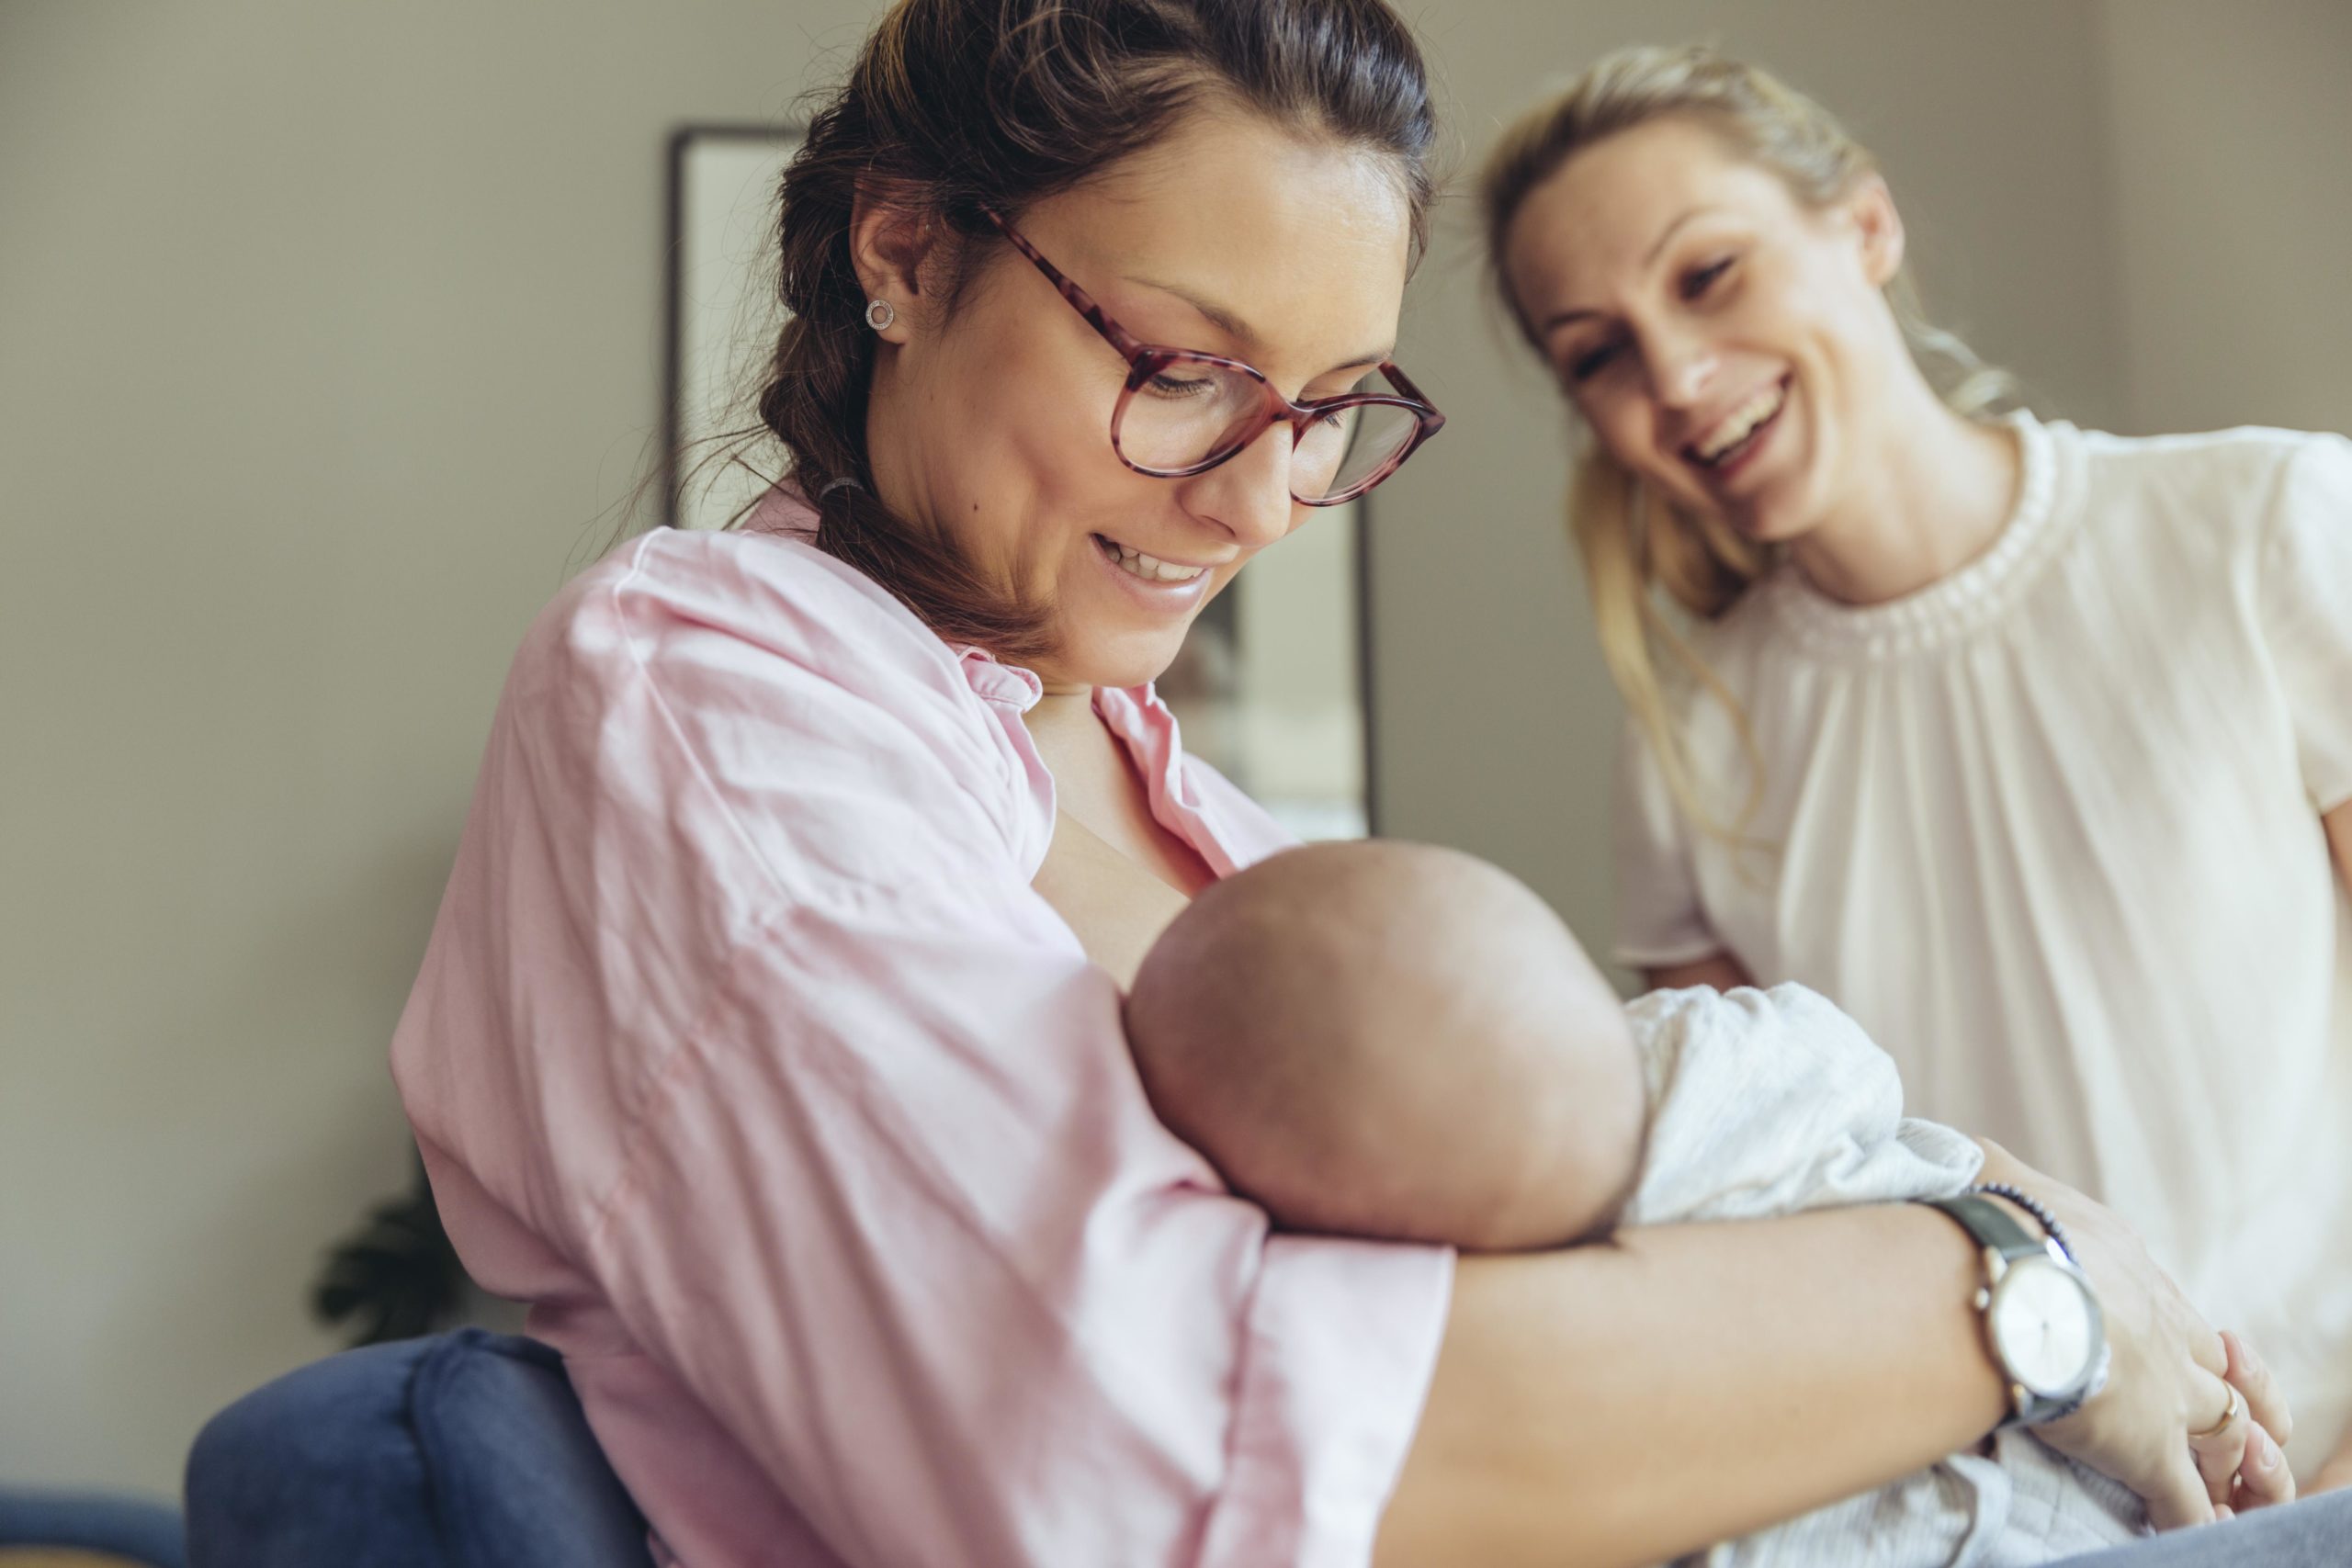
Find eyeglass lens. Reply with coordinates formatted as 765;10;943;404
1116;365;1420;502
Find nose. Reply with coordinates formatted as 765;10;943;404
1640;321;1721;411
1179;421;1300;550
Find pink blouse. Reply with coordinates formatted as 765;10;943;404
389;490;1453;1568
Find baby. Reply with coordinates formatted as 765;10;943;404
1125;840;2146;1568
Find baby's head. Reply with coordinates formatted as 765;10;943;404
1125;840;1645;1251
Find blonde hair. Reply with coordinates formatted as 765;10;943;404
1479;44;2015;840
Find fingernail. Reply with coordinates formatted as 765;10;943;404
2257;1430;2280;1471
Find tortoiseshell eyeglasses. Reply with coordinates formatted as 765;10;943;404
984;209;1443;506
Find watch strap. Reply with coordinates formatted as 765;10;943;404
1922;1192;2046;1266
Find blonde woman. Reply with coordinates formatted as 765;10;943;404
1482;45;2352;1493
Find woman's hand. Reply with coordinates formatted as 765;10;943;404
2189;1331;2295;1515
1973;1142;2289;1529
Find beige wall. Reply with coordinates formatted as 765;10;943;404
2093;0;2352;438
2;0;2343;1499
0;0;876;1495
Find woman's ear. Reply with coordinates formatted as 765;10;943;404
1845;173;1906;288
849;184;934;344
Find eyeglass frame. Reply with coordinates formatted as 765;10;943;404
980;209;1444;507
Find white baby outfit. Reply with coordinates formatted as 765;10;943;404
1627;983;2145;1567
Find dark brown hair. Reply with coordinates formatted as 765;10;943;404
756;0;1439;660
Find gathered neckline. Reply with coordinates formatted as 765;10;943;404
1754;412;2075;660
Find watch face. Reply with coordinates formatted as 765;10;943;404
1991;1258;2100;1395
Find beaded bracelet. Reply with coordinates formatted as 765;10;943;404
1966;1181;2078;1266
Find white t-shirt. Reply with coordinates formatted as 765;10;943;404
1613;412;2352;1470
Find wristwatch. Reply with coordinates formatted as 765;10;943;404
1919;1192;2110;1428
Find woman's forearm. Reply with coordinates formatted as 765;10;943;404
1375;1202;2005;1568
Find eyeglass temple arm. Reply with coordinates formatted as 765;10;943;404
985;207;1444;435
1378;358;1441;418
979;208;1150;362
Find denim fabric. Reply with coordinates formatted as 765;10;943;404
184;1328;652;1568
180;1325;2350;1567
0;1486;187;1566
2052;1489;2352;1566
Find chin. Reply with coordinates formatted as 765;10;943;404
1742;483;1836;547
1676;476;1806;549
1728;504;1803;547
1057;632;1188;694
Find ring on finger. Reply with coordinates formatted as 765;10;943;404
2189;1383;2242;1442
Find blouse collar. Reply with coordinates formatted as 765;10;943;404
740;482;1222;870
1757;411;2078;660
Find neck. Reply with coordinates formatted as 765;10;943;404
1024;684;1097;746
1787;378;2020;606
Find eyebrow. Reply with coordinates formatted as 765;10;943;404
1534;204;1726;335
1130;275;1395;374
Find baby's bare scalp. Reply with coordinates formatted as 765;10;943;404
1126;840;1647;1250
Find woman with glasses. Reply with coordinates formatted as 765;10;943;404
389;6;2300;1565
1484;41;2352;1509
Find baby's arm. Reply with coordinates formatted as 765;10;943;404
1623;984;1983;1227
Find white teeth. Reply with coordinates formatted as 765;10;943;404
1694;384;1787;464
1104;540;1206;583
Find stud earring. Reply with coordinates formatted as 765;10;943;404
865;299;897;332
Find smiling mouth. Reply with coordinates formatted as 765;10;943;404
1091;534;1210;584
1684;378;1790;471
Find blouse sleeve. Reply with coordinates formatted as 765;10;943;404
420;533;1452;1568
1611;713;1725;970
2258;434;2352;812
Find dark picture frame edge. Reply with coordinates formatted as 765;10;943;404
662;123;807;532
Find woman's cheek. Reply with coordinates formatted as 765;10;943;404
1595;403;1663;485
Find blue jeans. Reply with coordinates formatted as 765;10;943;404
184;1329;2351;1566
2055;1488;2352;1565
